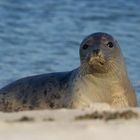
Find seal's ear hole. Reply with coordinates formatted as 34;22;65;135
82;44;89;50
106;42;113;48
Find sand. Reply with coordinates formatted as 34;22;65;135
0;104;140;140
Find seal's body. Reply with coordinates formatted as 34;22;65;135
0;32;137;111
0;72;75;111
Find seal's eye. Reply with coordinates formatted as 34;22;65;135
83;44;89;50
106;42;113;48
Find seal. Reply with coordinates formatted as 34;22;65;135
0;32;137;112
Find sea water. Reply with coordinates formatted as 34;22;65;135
0;0;140;104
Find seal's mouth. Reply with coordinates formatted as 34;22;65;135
88;53;105;66
86;54;108;74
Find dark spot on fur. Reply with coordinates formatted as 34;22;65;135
2;92;7;95
59;71;72;89
22;99;27;104
17;82;23;86
47;85;52;93
26;85;30;89
32;89;36;93
29;105;34;110
44;90;47;96
62;104;67;108
49;102;54;108
17;91;28;104
41;82;46;86
65;84;69;89
20;89;25;93
31;95;39;108
0;98;14;112
52;94;61;99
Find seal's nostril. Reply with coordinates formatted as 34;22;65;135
93;49;100;55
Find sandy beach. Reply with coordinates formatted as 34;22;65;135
0;104;140;140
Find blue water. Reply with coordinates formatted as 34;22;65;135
0;0;140;104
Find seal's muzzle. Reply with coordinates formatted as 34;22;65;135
92;48;100;56
88;48;105;66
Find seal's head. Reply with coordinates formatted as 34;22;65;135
80;32;125;75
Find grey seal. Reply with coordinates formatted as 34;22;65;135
0;32;137;112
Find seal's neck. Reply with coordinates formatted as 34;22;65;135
78;60;129;82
